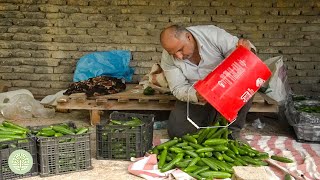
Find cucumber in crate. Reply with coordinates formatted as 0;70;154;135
29;122;92;177
96;111;154;160
0;120;38;180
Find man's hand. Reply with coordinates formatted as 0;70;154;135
237;39;251;50
196;92;207;103
237;38;256;54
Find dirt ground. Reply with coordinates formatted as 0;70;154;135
0;109;295;180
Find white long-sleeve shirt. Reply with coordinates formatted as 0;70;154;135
161;25;241;103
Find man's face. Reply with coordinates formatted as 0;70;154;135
163;33;195;60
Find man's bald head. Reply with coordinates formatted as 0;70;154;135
160;25;188;47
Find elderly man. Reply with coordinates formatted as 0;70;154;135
160;24;255;140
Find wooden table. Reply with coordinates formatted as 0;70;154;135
56;84;278;125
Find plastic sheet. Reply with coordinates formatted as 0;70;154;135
1;94;55;120
73;50;134;82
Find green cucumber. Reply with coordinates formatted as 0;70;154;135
2;121;30;132
188;142;203;149
0;130;18;135
183;165;200;173
204;151;213;157
209;128;227;139
204;122;220;140
156;139;179;150
201;158;219;171
37;129;56;137
185;150;199;158
240;156;268;166
175;159;192;168
0;126;26;134
193;166;210;175
187;157;201;167
213;152;223;161
196;147;214;153
54;133;64;137
76;127;88;134
175;142;188;147
152;146;159;154
211;145;228;152
160;153;184;172
271;155;294;163
203;139;228;146
222;154;234;163
197;128;211;144
52;126;75;135
182;146;194;150
40;127;53;131
158;149;168;169
199;171;232;179
110;120;123;125
182;134;197;144
228;142;239;155
187;172;203;180
234;157;248;166
0;134;26;139
169;146;184;153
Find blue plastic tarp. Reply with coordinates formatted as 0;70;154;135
73;50;134;82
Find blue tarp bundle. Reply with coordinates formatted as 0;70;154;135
73;50;134;82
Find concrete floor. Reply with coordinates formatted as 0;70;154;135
0;109;294;180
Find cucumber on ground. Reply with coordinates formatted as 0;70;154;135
271;155;294;163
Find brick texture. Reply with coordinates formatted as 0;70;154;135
0;0;319;97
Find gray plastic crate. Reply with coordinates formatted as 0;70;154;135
30;122;92;177
291;124;320;142
96;111;154;160
0;137;38;180
285;94;320;142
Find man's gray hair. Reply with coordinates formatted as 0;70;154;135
171;25;188;38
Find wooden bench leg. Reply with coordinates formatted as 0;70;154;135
90;110;101;126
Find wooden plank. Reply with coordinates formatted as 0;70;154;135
57;99;175;111
57;95;70;103
139;99;149;103
257;92;278;105
90;110;101;125
118;99;129;103
92;84;176;101
57;84;279;113
69;93;87;103
252;93;265;103
249;102;278;113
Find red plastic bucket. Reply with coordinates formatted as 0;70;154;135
194;46;271;122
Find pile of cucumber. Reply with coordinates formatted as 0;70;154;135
0;121;30;142
108;117;144;127
150;117;294;179
100;117;145;159
30;123;88;138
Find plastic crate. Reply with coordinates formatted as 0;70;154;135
285;94;320;142
0;137;38;180
29;122;92;177
291;124;320;142
96;111;154;160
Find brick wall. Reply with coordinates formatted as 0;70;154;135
0;0;319;97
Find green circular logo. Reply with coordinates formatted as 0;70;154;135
8;149;33;175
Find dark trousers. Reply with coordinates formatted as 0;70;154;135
167;98;253;138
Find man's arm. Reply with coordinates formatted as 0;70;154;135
160;50;199;103
208;26;256;57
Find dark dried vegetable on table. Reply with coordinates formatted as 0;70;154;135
64;76;126;97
